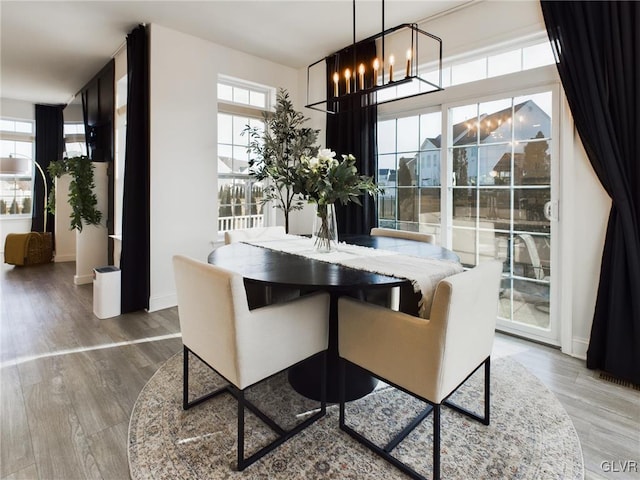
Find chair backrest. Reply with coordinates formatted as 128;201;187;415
224;226;287;245
173;255;250;386
370;227;435;244
428;260;502;400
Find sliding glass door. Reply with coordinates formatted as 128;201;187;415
448;89;558;344
377;86;560;345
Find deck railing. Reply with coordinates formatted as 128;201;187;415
218;214;264;232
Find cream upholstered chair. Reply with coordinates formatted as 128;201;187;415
370;227;436;244
173;255;329;471
224;226;296;307
369;227;435;310
224;225;287;245
338;260;503;480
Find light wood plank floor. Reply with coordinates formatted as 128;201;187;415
1;261;638;479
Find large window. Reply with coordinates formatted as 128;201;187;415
0;119;35;216
217;78;273;233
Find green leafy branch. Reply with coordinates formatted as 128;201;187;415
47;156;102;232
244;88;319;232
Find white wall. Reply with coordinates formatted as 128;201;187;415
567;131;610;355
420;0;546;59
53;174;76;262
147;23;301;311
1;98;34;120
74;162;108;284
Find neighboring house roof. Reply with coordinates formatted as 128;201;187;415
493;152;525;172
218;156;249;174
420;99;549;151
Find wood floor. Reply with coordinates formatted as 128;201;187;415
1;261;638;480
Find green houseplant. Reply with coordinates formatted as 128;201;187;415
47;155;102;232
244;88;319;233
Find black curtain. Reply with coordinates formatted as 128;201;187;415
326;41;378;235
121;25;150;313
541;1;640;384
33;104;64;235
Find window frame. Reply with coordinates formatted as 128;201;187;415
1;117;35;217
216;77;275;236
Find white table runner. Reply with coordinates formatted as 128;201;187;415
244;235;463;318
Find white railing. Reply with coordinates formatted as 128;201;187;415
218;214;265;232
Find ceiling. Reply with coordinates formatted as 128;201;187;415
1;0;471;106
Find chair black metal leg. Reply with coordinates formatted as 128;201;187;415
182;346;228;410
237;388;245;470
484;357;490;425
339;357;346;428
443;357;491;425
183;348;327;471
183;345;189;409
433;404;441;480
338;356;493;480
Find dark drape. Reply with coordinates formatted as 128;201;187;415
326;41;378;235
33;104;64;235
121;24;150;313
541;1;640;384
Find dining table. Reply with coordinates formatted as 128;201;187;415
208;233;460;402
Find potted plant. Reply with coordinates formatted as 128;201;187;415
244;88;319;233
47;155;102;231
292;149;381;252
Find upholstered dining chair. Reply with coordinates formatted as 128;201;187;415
224;226;297;307
224;225;287;245
173;255;330;471
338;260;503;480
370;227;436;244
369;227;435;310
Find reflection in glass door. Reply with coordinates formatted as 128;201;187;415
449;91;557;344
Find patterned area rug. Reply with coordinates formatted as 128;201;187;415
128;353;583;479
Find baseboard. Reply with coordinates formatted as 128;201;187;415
74;273;93;285
148;293;177;313
54;253;75;263
571;337;589;360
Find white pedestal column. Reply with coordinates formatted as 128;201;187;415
74;162;108;285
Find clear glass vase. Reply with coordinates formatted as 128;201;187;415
312;203;338;253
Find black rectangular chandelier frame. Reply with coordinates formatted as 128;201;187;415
305;0;444;114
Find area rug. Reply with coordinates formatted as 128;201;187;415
128;353;583;479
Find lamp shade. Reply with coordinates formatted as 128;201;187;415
0;156;31;175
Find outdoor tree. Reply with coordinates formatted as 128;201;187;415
397;158;415;222
245;88;319;232
523;132;550;184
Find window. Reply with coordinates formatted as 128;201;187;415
63;123;87;157
377;111;442;238
1;119;34;216
449;93;553;332
380;38;555;101
217;77;274;233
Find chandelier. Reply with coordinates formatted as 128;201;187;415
305;0;444;113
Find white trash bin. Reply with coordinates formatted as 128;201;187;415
93;266;121;319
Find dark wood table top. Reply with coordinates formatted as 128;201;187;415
207;234;459;291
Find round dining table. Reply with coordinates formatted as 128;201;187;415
208;234;459;402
